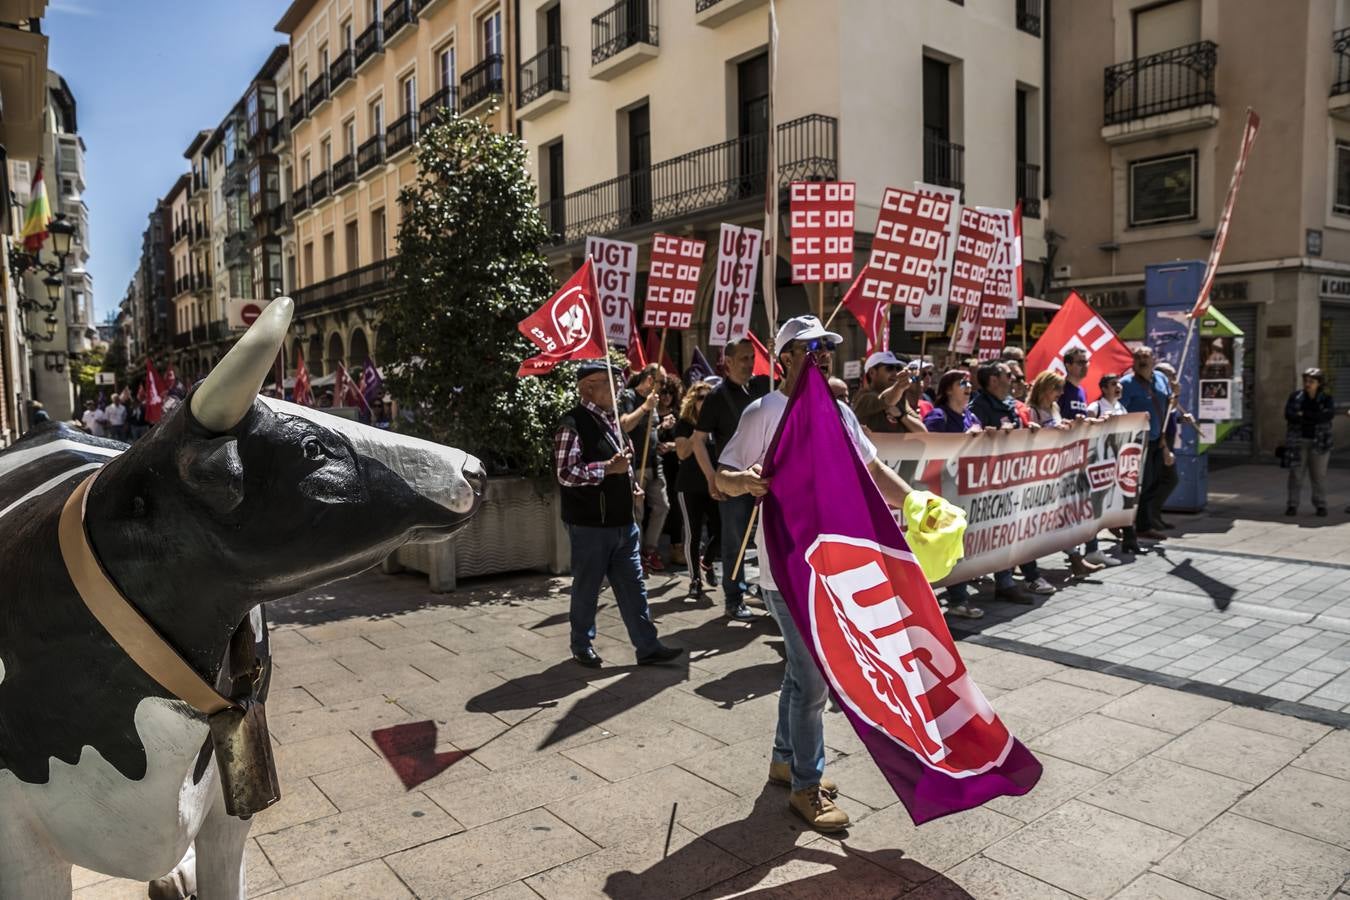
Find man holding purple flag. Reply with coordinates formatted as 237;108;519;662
717;315;1041;832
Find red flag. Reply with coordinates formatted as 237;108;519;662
840;273;890;355
625;306;647;375
518;258;607;377
746;331;784;380
1191;108;1261;319
293;349;313;407
143;359;166;424
1012;201;1025;309
334;362;368;409
1025;291;1134;403
643;328;678;377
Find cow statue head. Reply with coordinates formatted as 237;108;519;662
82;298;485;672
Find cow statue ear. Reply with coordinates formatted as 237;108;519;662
177;435;245;515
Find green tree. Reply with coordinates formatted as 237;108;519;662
383;108;574;477
70;347;107;403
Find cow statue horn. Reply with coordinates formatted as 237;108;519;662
190;297;294;432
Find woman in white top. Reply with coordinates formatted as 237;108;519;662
1088;374;1127;417
1027;371;1067;429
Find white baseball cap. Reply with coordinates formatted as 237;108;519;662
774;315;844;352
864;350;903;372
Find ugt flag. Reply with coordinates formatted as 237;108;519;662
761;361;1041;824
518;258;607;377
1024;291;1134;403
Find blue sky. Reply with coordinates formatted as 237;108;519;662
46;0;293;322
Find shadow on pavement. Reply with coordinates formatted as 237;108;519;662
602;784;965;898
1152;548;1237;610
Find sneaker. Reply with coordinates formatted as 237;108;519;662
768;761;838;796
686;582;705;600
1069;554;1104;578
789;786;850;832
643;550;666;573
946;601;984;619
1026;577;1057;595
1084;550;1121;568
700;561;719;588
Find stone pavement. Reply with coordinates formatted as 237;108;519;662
75;463;1350;898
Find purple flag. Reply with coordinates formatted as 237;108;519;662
360;357;384;406
685;346;716;385
761;361;1042;824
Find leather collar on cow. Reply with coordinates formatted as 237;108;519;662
58;470;240;717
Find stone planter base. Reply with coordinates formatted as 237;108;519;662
384;476;570;592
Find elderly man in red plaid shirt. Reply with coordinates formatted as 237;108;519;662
555;360;685;669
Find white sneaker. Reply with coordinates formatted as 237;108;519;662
1084;550;1121;568
1026;577;1057;595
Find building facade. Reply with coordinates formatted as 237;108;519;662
1048;0;1350;457
517;0;1046;363
276;0;513;376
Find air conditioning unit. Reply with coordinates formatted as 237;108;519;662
1053;265;1072;280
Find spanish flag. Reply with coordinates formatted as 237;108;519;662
20;162;51;253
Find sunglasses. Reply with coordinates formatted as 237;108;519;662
798;338;837;352
959;380;972;388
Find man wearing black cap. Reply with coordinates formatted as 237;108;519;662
555;360;684;668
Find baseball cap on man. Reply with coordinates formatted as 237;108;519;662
575;360;625;381
864;350;903;373
774;315;843;352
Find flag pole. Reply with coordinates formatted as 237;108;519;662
1020;300;1028;355
593;264;627;449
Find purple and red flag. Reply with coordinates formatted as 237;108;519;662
360;357;384;406
760;361;1042;824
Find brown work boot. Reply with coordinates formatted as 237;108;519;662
767;760;838;796
789;785;850;832
1069;553;1104;578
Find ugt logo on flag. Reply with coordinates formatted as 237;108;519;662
805;534;1009;777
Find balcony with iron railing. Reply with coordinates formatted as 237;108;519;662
293;256;398;315
208;321;229;342
461;54;504;111
356;20;384;70
1103;40;1217;128
518;45;569;118
384;0;417;46
694;0;765;28
592;0;658;77
538;113;837;247
292;183;311;215
386;112;418;159
307;72;331;112
1017;161;1041;219
1016;0;1041;37
420;85;457;130
174;331;191;349
310;170;331;205
192;220;208;245
358;134;387;174
192;324;207;344
270;201;291;234
330;48;354;91
289;95;307;129
923;129;964;193
268;118;287;153
1334;27;1350;96
333;154;357;192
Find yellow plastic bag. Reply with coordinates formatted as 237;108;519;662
901;490;967;583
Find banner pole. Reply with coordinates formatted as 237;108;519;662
1174;315;1199;387
920;330;929;365
1021;300;1028;355
596;294;627;449
822;296;846;330
732;503;760;582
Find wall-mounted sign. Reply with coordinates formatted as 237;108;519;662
1320;274;1350;300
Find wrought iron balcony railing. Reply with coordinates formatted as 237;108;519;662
923;129;964;193
1016;0;1041;37
384;0;416;40
387;112;417;158
310;170;331;205
1017;161;1041;219
292;183;310;215
593;0;658;65
1334;27;1350;96
330;48;354;89
192;324;207;344
289;95;307;129
460;53;504;110
355;20;384;69
520;45;569;106
1104;40;1217;126
174;331;191;349
306;72;330;111
332;154;356;191
539;113;837;246
358;134;386;174
293;257;398;314
420;85;457;130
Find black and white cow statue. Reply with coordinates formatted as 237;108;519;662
0;298;485;899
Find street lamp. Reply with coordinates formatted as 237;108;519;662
9;212;80;345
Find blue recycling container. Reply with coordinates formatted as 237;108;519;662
1143;261;1207;512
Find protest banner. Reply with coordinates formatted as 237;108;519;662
871;415;1149;581
950;208;998;311
790;181;855;284
951;298;981;355
905;182;963;333
975;208;1018;320
976;313;1006;361
709;223;763;347
585;236;639;348
1024;291;1135;403
857;188;952;310
643;233;706;330
763;362;1042;823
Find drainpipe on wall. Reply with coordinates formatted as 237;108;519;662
513;0;523;139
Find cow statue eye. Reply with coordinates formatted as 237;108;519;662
302;437;325;461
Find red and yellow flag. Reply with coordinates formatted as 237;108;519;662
20;162;51;253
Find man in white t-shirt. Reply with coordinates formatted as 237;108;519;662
80;401;100;436
715;315;915;833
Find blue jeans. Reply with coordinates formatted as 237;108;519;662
719;494;755;608
764;589;827;791
567;523;661;658
995;560;1040;589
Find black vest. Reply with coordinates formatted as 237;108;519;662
559;405;634;527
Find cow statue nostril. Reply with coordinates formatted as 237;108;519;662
466;464;487;501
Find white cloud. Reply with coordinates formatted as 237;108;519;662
49;0;100;16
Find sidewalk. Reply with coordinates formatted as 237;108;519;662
76;464;1350;899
